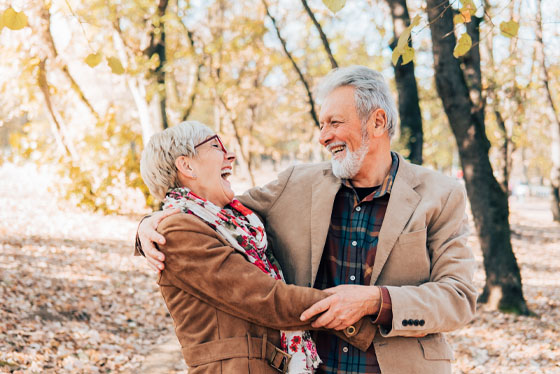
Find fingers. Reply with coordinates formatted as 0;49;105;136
300;297;332;321
147;230;167;247
147;253;164;272
322;287;339;295
144;241;165;262
313;310;337;329
146;257;162;273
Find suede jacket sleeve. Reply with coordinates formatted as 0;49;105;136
158;213;376;350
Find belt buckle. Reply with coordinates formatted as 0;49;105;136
268;346;291;373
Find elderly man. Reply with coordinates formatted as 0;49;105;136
136;65;477;374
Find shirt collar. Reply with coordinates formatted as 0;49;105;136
341;151;399;201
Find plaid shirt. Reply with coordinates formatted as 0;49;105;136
313;152;399;374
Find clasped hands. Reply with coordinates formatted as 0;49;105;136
138;209;382;331
300;284;382;330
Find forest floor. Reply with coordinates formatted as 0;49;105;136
0;163;559;373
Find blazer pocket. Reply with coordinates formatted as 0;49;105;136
397;228;427;246
418;334;454;361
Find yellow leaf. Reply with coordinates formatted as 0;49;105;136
392;48;401;66
402;46;415;65
148;54;160;70
453;14;465;25
453;32;472;58
85;53;102;68
107;57;125;74
322;0;346;13
460;9;471;23
500;20;519;38
396;29;411;52
3;7;28;30
392;15;420;66
460;0;476;16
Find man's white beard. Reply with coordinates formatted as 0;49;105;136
331;141;368;179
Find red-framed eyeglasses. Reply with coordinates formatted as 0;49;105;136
194;135;228;154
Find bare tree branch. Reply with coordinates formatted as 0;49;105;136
262;0;320;128
300;0;338;69
40;3;101;122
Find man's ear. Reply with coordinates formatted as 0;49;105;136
368;109;388;137
175;156;197;180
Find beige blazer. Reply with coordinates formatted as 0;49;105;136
238;153;477;374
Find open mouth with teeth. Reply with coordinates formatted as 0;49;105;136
221;168;232;180
330;144;346;157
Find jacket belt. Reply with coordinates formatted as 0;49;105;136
182;334;291;372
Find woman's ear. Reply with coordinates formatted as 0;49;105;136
175;156;197;180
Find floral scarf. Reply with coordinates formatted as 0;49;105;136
164;187;321;373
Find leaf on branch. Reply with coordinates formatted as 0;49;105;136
392;15;421;66
401;46;415;65
322;0;346;14
460;0;476;17
500;20;519;38
453;32;472;58
85;53;103;68
460;9;472;23
148;54;160;70
2;7;28;30
107;57;125;74
453;14;465;25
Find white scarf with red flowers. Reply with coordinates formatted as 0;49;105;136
164;187;321;373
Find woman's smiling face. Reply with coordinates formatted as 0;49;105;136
187;135;237;207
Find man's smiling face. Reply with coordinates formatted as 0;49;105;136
318;86;369;179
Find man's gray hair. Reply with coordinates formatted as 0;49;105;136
316;65;398;138
140;121;214;200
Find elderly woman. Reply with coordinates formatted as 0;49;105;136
140;121;371;374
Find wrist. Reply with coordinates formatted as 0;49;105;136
367;286;382;315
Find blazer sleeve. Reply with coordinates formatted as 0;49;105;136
381;182;477;338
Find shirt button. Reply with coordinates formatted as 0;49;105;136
355;206;361;212
342;347;349;353
350;275;356;281
351;241;357;246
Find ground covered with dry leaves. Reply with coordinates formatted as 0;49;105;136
1;163;559;373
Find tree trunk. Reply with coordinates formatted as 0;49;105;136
386;0;423;164
112;29;157;145
535;0;560;221
145;0;169;129
425;0;529;314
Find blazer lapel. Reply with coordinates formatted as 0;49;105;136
310;166;341;286
369;155;421;285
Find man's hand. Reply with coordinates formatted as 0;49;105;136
139;208;181;272
300;285;381;330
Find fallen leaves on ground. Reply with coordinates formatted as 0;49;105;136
1;163;559;373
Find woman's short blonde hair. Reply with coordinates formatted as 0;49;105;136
140;121;214;200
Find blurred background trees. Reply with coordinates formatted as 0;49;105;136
1;0;559;313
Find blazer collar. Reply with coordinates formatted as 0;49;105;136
369;153;421;285
310;163;341;285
